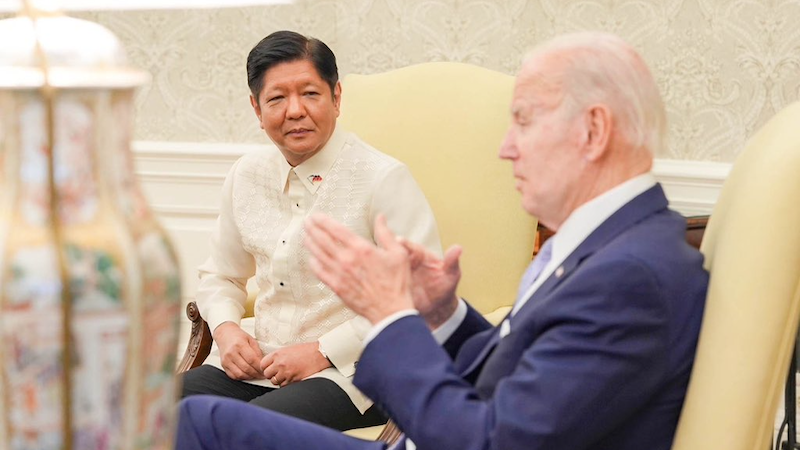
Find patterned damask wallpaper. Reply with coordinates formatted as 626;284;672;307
60;0;800;161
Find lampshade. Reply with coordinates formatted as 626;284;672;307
0;0;291;11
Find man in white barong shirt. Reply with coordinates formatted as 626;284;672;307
180;30;441;432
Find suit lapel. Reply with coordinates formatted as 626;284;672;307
459;327;503;377
457;185;669;383
512;184;670;319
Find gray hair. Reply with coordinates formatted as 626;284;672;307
524;32;666;156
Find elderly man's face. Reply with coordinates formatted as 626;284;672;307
499;58;587;228
250;59;341;166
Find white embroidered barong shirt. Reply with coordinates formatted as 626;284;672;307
196;127;441;413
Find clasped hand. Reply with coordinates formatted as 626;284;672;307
214;324;331;386
260;342;332;387
304;213;462;329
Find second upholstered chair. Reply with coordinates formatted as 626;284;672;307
338;61;537;316
671;102;800;450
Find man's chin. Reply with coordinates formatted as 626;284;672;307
521;201;538;218
279;146;323;164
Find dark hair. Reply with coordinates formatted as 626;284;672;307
246;30;339;99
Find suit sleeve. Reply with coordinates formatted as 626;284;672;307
442;303;491;359
195;158;256;334
318;161;443;377
354;257;668;450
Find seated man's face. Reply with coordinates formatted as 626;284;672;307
250;58;341;166
499;55;588;228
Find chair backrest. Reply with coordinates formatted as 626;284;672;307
672;102;800;449
339;62;537;314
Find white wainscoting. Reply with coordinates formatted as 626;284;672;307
132;141;732;354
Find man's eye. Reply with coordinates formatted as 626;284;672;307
304;91;319;96
267;96;283;103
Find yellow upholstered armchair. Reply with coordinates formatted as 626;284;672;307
338;62;537;317
177;62;538;439
672;102;800;450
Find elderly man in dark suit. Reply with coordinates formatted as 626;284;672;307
174;31;708;450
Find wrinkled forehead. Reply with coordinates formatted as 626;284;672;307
513;53;567;108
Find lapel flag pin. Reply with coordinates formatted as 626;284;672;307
308;174;323;184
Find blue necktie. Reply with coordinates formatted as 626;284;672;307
515;239;554;304
501;239;554;338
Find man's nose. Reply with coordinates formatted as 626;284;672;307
286;95;306;119
498;129;517;159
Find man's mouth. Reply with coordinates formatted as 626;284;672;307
287;128;312;136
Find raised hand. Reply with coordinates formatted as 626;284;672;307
304;213;414;324
401;239;462;329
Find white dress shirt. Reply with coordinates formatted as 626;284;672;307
196;127;441;413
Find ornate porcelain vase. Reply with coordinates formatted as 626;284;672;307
0;14;181;450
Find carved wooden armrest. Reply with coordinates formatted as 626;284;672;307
376;420;403;445
176;301;213;374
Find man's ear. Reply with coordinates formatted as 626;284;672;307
333;81;342;117
250;94;263;129
583;104;612;161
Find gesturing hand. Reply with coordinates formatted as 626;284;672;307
260;342;332;387
401;240;462;329
213;322;265;381
304;213;415;324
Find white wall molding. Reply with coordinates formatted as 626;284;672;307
653;159;731;217
133;141;263;159
134;140;732;219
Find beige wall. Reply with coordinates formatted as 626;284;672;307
65;0;800;162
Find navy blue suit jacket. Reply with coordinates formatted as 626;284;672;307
353;184;708;450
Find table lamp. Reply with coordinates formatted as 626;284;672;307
0;1;289;448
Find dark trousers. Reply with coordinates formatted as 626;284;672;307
181;365;387;431
176;396;389;450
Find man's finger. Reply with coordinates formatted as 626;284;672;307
443;245;463;275
227;354;260;379
262;362;278;380
238;344;265;374
401;239;432;268
260;353;274;372
236;355;262;379
223;366;244;380
246;338;264;373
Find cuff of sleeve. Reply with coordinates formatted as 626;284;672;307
318;319;370;377
363;309;419;348
206;303;244;334
431;299;467;345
